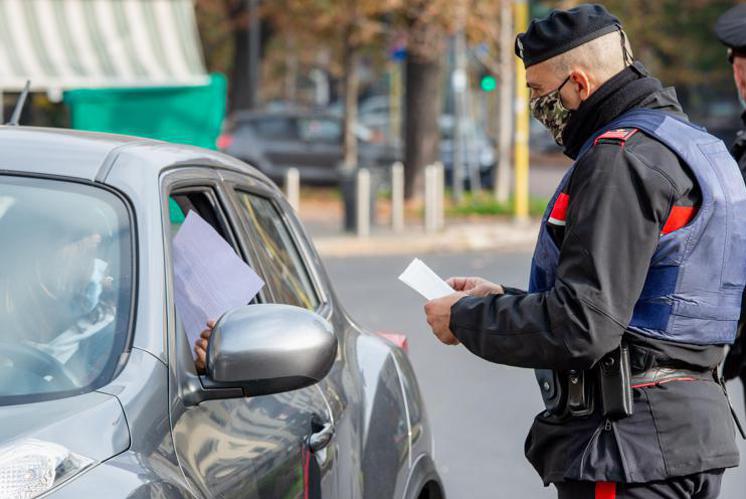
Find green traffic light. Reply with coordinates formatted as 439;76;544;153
480;75;497;92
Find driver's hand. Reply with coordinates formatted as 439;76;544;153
194;320;216;374
447;277;504;297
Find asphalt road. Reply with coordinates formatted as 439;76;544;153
322;250;746;499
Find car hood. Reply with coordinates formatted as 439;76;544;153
0;390;130;463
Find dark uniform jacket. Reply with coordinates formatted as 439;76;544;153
724;113;746;383
450;63;740;484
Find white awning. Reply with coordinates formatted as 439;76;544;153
0;0;208;92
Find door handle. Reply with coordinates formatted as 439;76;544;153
307;420;335;453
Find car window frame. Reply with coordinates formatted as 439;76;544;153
0;171;138;406
218;171;332;320
165;176;271;305
162;167;276;403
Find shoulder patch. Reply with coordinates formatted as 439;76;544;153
593;128;639;147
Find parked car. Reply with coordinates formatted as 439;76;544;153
220;110;398;184
329;99;497;189
438;115;496;188
327;95;397;145
0;126;444;499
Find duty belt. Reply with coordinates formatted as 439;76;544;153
629;367;716;389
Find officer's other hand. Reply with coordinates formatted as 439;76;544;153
447;276;504;297
424;292;468;345
194;319;216;374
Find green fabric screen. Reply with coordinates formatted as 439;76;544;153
64;73;226;150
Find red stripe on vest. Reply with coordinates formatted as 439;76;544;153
548;192;569;225
595;481;616;499
594;128;638;146
661;206;697;235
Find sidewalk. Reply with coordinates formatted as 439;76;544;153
306;218;541;257
295;159;566;257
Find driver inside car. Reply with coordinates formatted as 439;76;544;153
0;204;116;388
193;320;214;374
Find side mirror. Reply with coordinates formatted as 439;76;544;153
205;304;337;397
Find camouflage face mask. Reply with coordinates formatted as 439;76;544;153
530;75;572;146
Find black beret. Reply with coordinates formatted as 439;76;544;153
515;4;622;68
715;4;746;51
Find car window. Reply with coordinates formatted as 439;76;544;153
0;176;133;404
247;117;297;140
169;190;231;241
234;191;320;310
298;117;341;143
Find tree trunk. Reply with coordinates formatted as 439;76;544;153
342;42;359;170
228;0;265;112
284;34;298;103
229;13;251;111
404;56;442;199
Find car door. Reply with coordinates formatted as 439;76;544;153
220;169;362;498
163;168;337;499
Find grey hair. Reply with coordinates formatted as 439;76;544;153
548;29;634;81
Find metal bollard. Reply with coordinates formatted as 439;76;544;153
391;162;405;232
425;164;437;233
285;168;300;212
434;161;445;230
356;168;371;238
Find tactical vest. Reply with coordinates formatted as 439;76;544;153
530;109;746;411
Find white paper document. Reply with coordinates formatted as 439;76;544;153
172;211;265;357
398;258;454;300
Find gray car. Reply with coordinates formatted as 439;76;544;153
0;126;443;499
222;111;398;184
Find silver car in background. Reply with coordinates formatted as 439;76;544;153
0;126;443;499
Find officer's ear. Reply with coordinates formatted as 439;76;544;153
567;70;592;107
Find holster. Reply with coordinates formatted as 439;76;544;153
536;345;633;419
598;344;634;419
535;368;594;418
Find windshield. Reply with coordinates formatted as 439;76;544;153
0;176;133;404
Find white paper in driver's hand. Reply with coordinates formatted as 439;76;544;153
398;258;454;300
172;211;265;358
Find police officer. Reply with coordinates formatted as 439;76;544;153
715;3;746;417
424;4;746;498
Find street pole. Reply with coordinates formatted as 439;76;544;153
452;0;467;203
495;0;513;203
513;0;530;222
247;0;260;109
389;60;402;148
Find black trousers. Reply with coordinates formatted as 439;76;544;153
555;470;724;499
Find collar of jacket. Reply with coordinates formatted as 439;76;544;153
561;61;664;159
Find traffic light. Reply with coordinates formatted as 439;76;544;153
480;74;497;92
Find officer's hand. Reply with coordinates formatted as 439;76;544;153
424;292;468;345
194;319;216;374
447;276;504;297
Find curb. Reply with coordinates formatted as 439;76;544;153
312;221;540;257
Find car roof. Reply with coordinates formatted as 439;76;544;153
0;126;268;183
